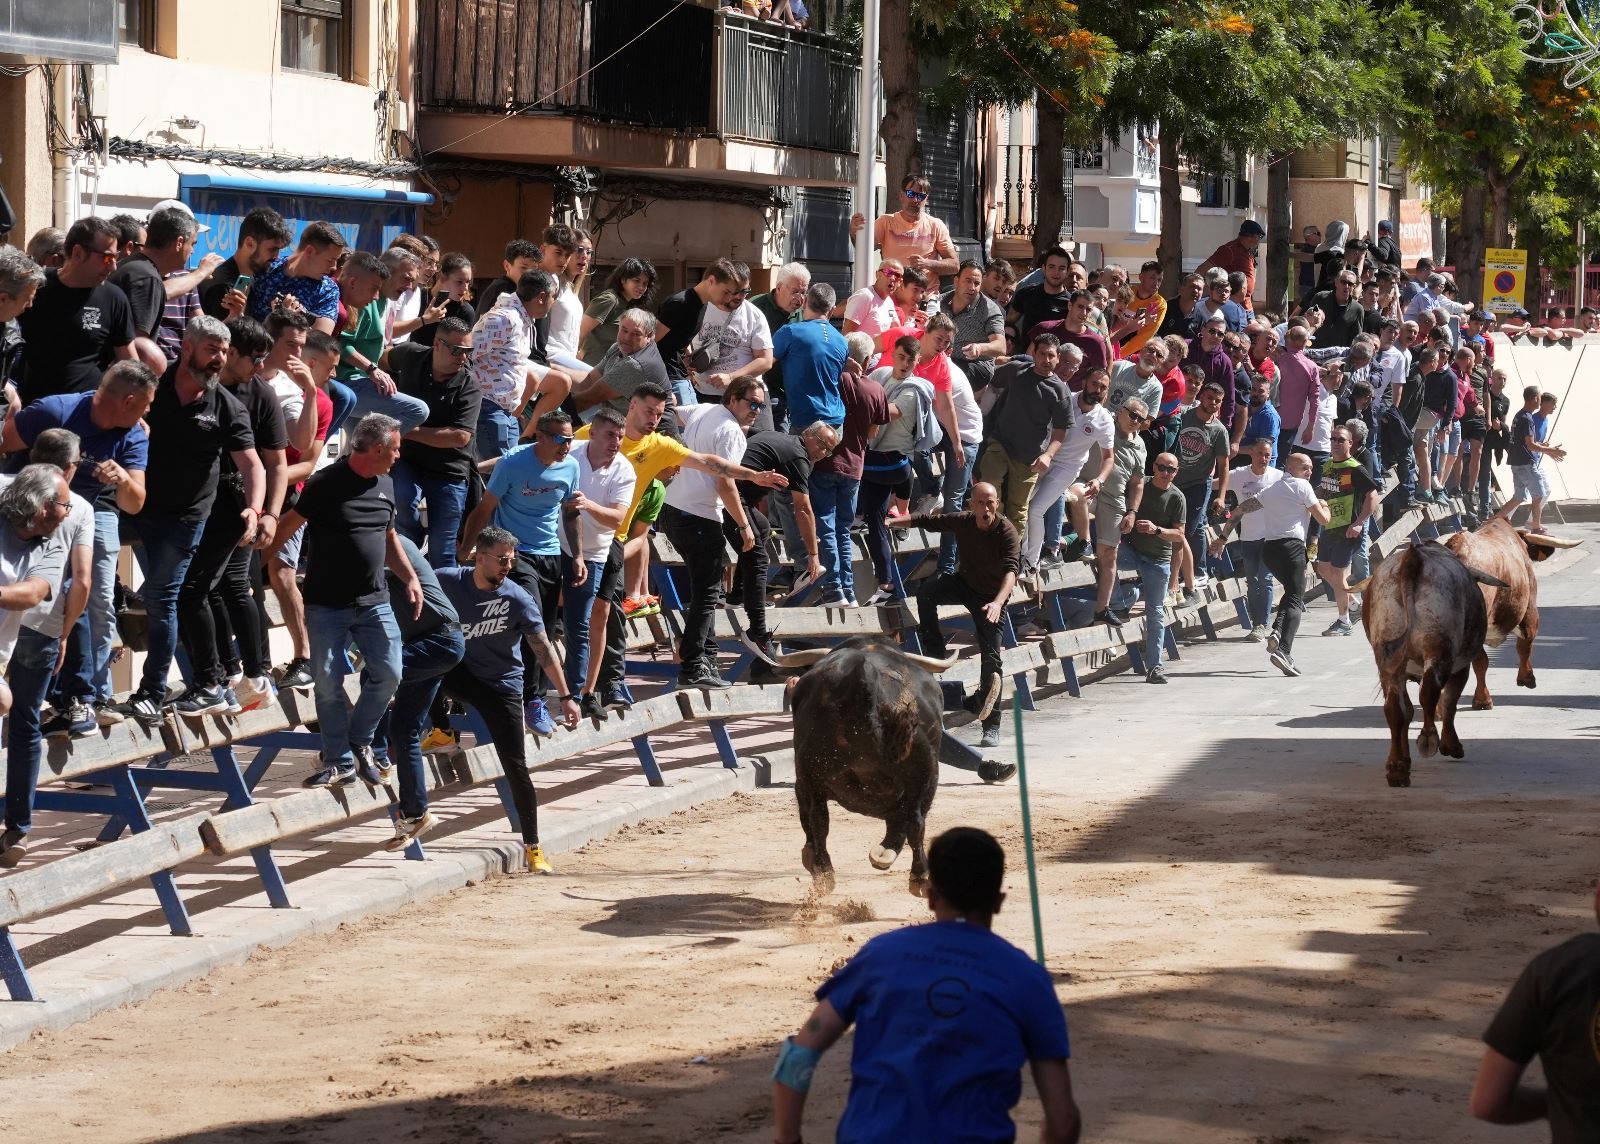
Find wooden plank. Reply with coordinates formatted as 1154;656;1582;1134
0;815;208;928
171;684;326;753
450;0;475;105
941;642;1046;686
471;0;497;108
1373;508;1424;560
2;715;179;798
713;606;901;642
676;685;789;721
1044;625;1125;660
514;0;542;105
454;692;687;785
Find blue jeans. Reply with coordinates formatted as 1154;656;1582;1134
1179;476;1213;578
306;603;403;765
324;379;358;440
1118;545;1171;670
476;403;520;463
371;625;465;819
343;374;428;435
670;378;698;413
131;513;206;697
1041;494;1068;553
938;439;981;575
809;470;859;600
4;626;59;833
1236;538;1274;627
394;462;468;569
73;508;122;702
561;555;604;694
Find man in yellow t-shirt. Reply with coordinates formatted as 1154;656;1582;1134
850;174;960;295
574;379;787;703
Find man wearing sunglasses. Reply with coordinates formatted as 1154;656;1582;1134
849;174;959;295
1123;451;1186;684
15;216;140;406
389;318;482;569
459;409;581;736
842;259;905;342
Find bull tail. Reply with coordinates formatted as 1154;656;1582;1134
1377;545;1425;688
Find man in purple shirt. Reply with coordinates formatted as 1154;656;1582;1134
1183;315;1242;447
1271;320;1321;470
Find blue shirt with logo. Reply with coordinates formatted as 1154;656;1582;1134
486;444;580;555
435;567;544;696
817;919;1071;1142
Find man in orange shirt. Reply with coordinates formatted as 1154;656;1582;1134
1198;219;1265;306
851;174;959;294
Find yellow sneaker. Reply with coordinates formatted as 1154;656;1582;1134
525;844;554;875
420;727;458;754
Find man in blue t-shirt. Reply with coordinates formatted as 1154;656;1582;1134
772;827;1081;1143
460;407;581;734
436;526;578;875
1;361;156;718
245;221;345;331
772;282;849;429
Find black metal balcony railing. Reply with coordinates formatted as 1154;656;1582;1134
417;0;858;154
998;143;1075;242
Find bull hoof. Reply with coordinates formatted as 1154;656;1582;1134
1417;729;1439;758
812;869;836;896
908;874;930;898
1471;695;1494;711
1442;738;1465;760
1518;673;1537;690
1385;766;1411;788
869;844;900;871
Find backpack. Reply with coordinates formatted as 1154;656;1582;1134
885;375;942;453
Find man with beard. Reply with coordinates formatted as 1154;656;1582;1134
198;207;293;321
122;316;264;726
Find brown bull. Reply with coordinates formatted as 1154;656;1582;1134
1363;542;1505;787
1446;520;1568;709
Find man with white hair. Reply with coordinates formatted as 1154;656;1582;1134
570;307;672;421
752;262;811;431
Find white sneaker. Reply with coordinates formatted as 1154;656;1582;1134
1246;624;1268;643
236;675;278;713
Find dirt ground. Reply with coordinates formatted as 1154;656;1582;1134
0;776;1590;1143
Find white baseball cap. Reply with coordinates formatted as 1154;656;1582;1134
149;198;210;233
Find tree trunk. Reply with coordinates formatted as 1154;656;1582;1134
877;0;921;191
1265;152;1292;313
1157;132;1183;287
1522;224;1544;317
1488;176;1513;248
1455;181;1489;306
1032;96;1066;258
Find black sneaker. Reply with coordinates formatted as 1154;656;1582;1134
580;693;607;722
43;700;97;739
277;658;314;692
678;668;732;690
120;689;165;728
1146;666;1169;685
1093;608;1126;627
304;759;357;788
354;745;388;786
173;686;229;717
1062;536;1088;563
0;827;27;869
601;686;633;712
977;760;1017;783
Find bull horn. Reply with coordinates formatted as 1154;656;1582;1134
974;673;1003;722
899;651;961;672
773;648;832;668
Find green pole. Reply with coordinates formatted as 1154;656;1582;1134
1011;693;1047;966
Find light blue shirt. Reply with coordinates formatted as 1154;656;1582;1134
486;444;579;555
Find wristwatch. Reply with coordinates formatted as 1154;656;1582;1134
559;694;577;703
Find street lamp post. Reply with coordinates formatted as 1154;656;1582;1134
853;0;880;292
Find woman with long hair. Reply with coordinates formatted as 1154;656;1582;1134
581;256;658;362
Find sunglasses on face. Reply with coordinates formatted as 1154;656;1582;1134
904;190;929;202
1154;464;1178;473
881;270;902;281
444;343;472;357
1331;436;1350;444
743;397;766;410
544;433;575;446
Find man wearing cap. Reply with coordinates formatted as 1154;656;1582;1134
1197;220;1265;308
1371;220;1401;268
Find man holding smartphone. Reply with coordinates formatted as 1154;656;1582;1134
199;207;293;322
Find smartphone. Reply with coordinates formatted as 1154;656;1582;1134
431;291;450;310
233;275;253;295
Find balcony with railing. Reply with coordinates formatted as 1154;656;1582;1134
416;0;859;165
997;144;1078;243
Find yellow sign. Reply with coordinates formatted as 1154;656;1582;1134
1483;247;1528;313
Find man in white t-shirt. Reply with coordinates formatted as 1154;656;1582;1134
842;260;904;343
1022;368;1115;572
1212;435;1282;640
1222;452;1329;677
560;406;636;719
693;286;775;403
658;383;767;689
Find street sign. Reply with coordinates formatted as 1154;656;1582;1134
1484;247;1529;313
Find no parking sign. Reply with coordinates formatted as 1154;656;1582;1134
1483;247;1528;313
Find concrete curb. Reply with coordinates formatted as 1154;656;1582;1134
0;757;795;1050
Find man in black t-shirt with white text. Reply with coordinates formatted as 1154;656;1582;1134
122;316;263;727
266;413;423;789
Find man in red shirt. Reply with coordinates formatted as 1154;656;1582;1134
1198;219;1265;306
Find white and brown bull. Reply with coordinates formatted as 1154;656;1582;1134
1445;520;1576;709
1363;542;1507;787
777;637;969;896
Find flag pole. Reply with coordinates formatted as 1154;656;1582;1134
1011;693;1046;965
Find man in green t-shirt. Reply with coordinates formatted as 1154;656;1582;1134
1116;450;1186;685
334;251;428;434
1313;423;1378;637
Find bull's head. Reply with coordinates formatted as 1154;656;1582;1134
1517;529;1579;563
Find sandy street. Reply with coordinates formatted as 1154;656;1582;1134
0;529;1594;1143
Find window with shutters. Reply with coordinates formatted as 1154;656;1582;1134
119;0;156;50
281;0;348;77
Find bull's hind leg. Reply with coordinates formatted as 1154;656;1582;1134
796;776;835;895
1516;607;1539;690
1417;666;1444;759
1438;665;1471;759
1384;684;1415;788
1470;649;1493;710
903;808;930;898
